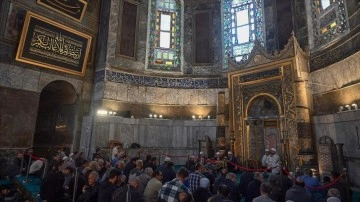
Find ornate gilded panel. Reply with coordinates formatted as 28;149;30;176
242;80;282;108
239;68;281;83
281;64;298;168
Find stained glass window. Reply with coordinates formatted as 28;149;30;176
321;0;331;9
309;0;348;50
224;0;264;67
147;0;182;71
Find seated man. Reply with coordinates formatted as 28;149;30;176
0;185;22;202
157;167;191;202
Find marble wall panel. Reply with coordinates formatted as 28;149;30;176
187;90;198;105
93;82;105;101
167;88;184;105
95;123;110;148
310;52;360;95
145;87;157;104
0;86;39;148
0;63;9;85
133;124;140;144
185;127;200;148
172;126;187;147
180;89;191;105
137;86;146;103
0;63;39;92
81;82;93;100
313;111;360;186
80;116;217;164
114;124;123;141
156;125;171;145
346;160;360;187
128;85;141;103
22;69;40;91
138;124;149;146
116;83;128;101
198;89;207;105
122;117;136;125
172;120;185;127
109;123;117;140
148;125;165;147
206;89;218;105
155;87;168;104
106;1;119;59
104;82;118;100
80;116;92;147
120;124;135;144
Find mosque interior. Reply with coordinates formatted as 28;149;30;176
0;0;360;188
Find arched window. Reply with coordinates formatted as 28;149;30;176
147;0;182;72
223;0;264;66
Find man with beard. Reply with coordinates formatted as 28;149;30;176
77;171;100;202
40;161;65;202
98;168;123;202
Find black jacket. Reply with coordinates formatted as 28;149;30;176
77;182;100;202
40;170;65;202
222;179;241;202
193;187;213;202
238;171;254;197
98;181;118;202
244;179;261;202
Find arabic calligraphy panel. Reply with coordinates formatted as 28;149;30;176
16;11;92;76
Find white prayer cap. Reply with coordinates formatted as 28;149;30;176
200;178;210;188
164;157;171;162
29;160;44;174
216;152;220;155
327;197;341;202
265;149;269;152
271;148;276;152
227;151;232;154
199;151;204;155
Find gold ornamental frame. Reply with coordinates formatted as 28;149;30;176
15;11;92;77
37;0;88;22
228;59;295;167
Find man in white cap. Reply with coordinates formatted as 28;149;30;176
198;152;206;164
267;148;280;174
160;157;171;171
261;149;270;167
214;152;223;160
227;151;238;173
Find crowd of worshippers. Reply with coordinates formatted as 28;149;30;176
5;147;351;202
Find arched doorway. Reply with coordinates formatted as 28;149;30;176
244;95;281;166
33;81;78;157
